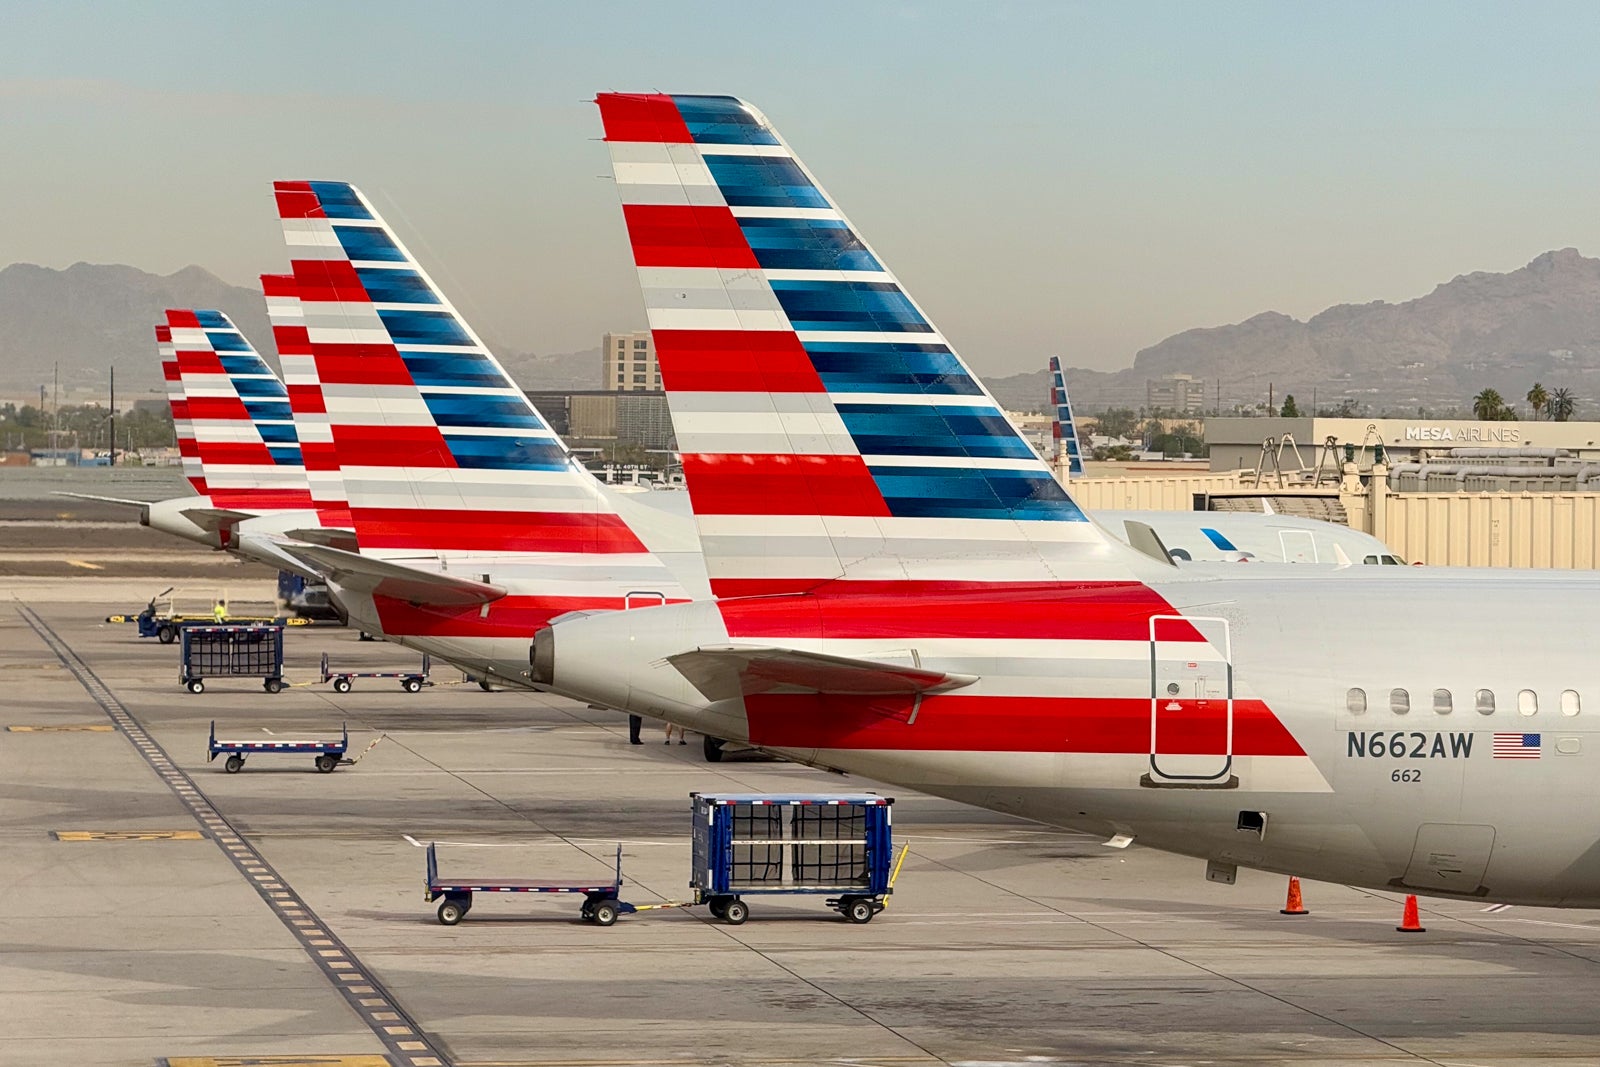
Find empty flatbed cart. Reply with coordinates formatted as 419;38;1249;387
692;793;899;924
180;624;285;694
426;843;635;926
320;650;431;693
208;720;350;773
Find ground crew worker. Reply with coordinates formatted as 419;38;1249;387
212;599;227;623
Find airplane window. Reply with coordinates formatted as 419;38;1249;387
1346;688;1366;714
1475;689;1495;715
1362;555;1379;565
1383;555;1404;565
1562;690;1580;717
1433;689;1451;715
1518;690;1538;717
1390;689;1409;715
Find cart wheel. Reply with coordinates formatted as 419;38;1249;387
478;680;495;692
703;736;725;763
403;679;422;693
224;754;243;774
707;897;728;919
264;678;283;694
315;754;338;774
845;898;875;925
592;900;619;927
437;900;466;925
157;625;176;644
333;678;352;694
186;679;205;695
722;899;748;926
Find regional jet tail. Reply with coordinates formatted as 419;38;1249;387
254;181;701;680
1047;356;1084;477
532;94;1600;909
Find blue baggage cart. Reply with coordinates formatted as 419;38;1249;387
180;624;285;694
691;793;900;925
426;842;642;926
208;719;349;774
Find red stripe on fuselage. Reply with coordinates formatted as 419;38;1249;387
291;259;368;303
621;205;760;269
682;453;890;517
654;330;825;393
193;442;276;466
712;580;1205;642
597;93;694;143
286;384;326;414
174;349;225;375
206;488;317;510
351;508;649;553
311;346;415;387
184;396;253;421
372;593;681;639
743;694;1303;756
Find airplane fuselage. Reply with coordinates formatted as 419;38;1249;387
534;567;1600;906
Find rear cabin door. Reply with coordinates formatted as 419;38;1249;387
1149;615;1234;784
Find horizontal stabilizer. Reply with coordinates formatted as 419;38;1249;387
1122;520;1178;567
284;527;360;553
278;541;506;606
179;507;255;533
667;645;978;705
52;491;152;507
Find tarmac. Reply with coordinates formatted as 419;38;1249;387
7;588;1600;1067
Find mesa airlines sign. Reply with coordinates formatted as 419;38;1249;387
1403;425;1522;443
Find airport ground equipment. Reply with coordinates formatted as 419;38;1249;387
320;650;431;693
691;793;899;925
108;586;306;643
426;842;664;926
180;624;285;694
207;719;349;773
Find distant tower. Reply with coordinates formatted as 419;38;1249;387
1048;356;1085;478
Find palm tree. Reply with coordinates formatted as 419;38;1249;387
1472;388;1506;421
1527;382;1549;421
1548;387;1577;422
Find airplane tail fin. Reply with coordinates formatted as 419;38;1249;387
161;309;314;510
270;180;687;601
597;94;1141;596
260;273;348;519
157;323;204;495
1047;356;1085;478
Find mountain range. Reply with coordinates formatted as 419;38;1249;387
7;252;1600;420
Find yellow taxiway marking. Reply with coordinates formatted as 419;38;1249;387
8;723;114;732
64;559;103;570
53;830;204;842
164;1058;395;1067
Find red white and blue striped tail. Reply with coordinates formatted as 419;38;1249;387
161;309;314;511
156;323;203;495
597;94;1135;597
269;180;688;601
1048;356;1085;478
260;274;349;520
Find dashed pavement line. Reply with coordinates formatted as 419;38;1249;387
18;604;450;1067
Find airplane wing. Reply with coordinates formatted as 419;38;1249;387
276;541;506;606
666;645;978;705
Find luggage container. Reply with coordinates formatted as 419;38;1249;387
690;793;899;925
180;624;285;694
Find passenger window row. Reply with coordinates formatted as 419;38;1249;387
1345;687;1580;717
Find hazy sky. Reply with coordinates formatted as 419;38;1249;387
5;1;1600;376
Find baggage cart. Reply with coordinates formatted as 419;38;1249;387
180;624;286;694
108;587;301;643
691;793;899;925
320;650;431;693
207;719;349;773
426;842;649;927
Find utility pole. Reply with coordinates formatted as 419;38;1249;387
109;365;116;466
1268;382;1274;417
1312;386;1317;418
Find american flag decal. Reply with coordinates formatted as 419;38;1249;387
1492;733;1541;759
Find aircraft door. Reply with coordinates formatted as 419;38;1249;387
1278;529;1318;563
1148;615;1234;785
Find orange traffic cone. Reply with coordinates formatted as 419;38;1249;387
1396;894;1426;933
1279;876;1309;915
